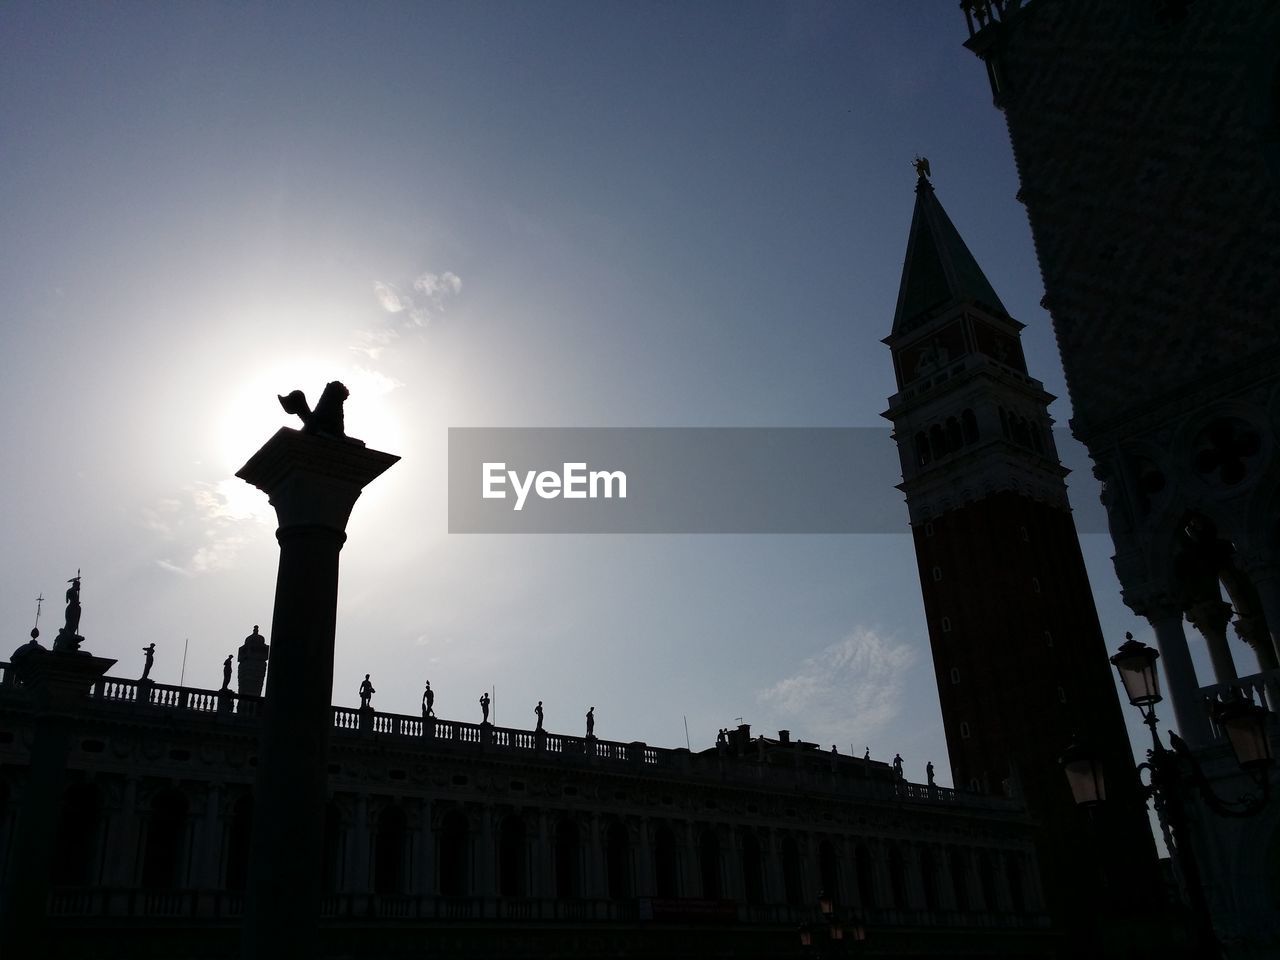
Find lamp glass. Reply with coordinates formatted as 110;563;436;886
1215;699;1273;769
1110;638;1161;707
1060;740;1106;806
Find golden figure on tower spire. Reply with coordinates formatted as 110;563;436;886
912;155;932;180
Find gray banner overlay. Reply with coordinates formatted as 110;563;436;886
448;427;1108;534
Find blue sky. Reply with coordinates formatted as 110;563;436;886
0;2;1241;785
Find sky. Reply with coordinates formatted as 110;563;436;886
0;1;1247;789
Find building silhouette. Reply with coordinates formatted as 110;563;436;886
961;0;1280;954
881;167;1164;951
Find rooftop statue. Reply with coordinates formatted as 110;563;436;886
278;381;360;442
912;155;932;180
53;572;85;653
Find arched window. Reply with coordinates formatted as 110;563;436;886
929;424;946;461
498;815;526;897
699;828;721;899
654;824;678;899
54;781;102;886
961;408;978;444
555;817;580;898
438;810;469;896
605;821;630;899
855;843;876;908
782;835;803;906
818;839;840;904
914;432;931;467
142;788;188;889
225;795;253;892
374;804;408;895
920;847;940;911
740;831;763;906
888;845;908;908
945;417;963;453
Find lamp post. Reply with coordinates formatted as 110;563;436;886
1060;633;1275;958
798;892;866;956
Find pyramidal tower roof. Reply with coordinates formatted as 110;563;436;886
891;167;1009;337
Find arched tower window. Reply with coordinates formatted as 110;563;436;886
945;417;963;453
929;424;946;461
961;408;978;444
914;432;931;466
374;804;408;895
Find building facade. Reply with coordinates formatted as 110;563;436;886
960;0;1280;954
0;660;1055;958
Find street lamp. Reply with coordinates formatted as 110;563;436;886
1060;633;1276;958
798;892;866;955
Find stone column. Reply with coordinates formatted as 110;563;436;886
196;782;224;888
1241;560;1280;668
1186;598;1238;684
238;426;398;960
476;807;496;897
635;819;654;897
349;793;371;893
532;811;551;898
585;814;603;898
414;798;434;896
105;777;140;886
0;647;115;950
1136;596;1211;747
763;832;784;905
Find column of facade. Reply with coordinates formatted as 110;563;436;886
475;806;496;897
634;818;653;897
933;844;958;912
531;810;550;898
1186;598;1239;684
762;831;784;906
1239;559;1280;669
1138;595;1212;747
346;793;371;893
724;826;744;903
796;832;816;906
195;782;223;888
584;814;603;898
678;821;697;897
104;777;141;886
900;841;925;912
413;797;433;896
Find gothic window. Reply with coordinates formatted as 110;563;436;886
605;821;630;899
654;824;679;899
782;835;803;906
225;794;253;892
932;566;943;582
700;829;722;899
498;815;527;897
950;667;960;684
1019;525;1029;542
1044;629;1054;647
961;408;979;444
941;616;952;633
1057;685;1068;704
818;839;840;904
141;788;188;890
924;521;935;537
556;817;581;898
960;721;972;739
1031;577;1041;594
740;831;764;906
53;781;102;886
438;810;469;896
374;804;408;895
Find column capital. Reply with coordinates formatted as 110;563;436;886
237;428;399;533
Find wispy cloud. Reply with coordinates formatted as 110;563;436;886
757;627;916;748
355;269;463;359
147;479;272;576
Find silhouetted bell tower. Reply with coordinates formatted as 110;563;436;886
881;164;1160;943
